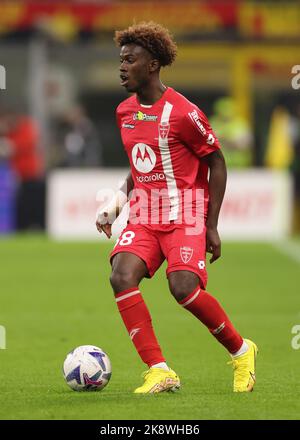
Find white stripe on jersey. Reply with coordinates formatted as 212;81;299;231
158;101;179;221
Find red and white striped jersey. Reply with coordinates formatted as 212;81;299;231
116;87;221;229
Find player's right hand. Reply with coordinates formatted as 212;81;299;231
96;212;112;239
95;189;127;239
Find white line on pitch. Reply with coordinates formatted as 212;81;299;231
273;240;300;264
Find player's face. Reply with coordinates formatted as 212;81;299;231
119;44;153;93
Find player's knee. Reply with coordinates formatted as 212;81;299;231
169;283;191;302
109;269;138;295
168;273;199;302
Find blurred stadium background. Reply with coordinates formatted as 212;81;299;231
0;0;300;420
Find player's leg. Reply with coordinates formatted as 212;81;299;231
110;251;147;293
168;270;244;354
110;252;166;369
161;227;257;392
168;270;257;392
110;226;180;393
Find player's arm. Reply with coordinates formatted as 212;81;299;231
96;171;134;238
201;150;227;263
180;107;225;263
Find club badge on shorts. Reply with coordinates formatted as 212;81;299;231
180;246;193;264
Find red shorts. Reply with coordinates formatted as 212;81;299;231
110;223;208;288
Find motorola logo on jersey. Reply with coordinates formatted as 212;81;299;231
136;173;165;183
132;143;156;173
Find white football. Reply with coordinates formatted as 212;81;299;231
63;345;112;391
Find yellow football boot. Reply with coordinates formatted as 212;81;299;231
228;339;258;392
134;368;180;394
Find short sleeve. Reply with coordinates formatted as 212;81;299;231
180;107;221;158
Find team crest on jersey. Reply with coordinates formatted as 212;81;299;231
180;247;194;264
158;122;170;139
133;111;158;122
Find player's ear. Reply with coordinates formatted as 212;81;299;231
149;59;160;73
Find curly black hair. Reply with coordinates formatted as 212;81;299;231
114;21;177;67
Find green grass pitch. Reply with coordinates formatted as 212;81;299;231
0;235;299;420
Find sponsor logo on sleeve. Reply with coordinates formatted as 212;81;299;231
188;109;207;135
188;109;215;145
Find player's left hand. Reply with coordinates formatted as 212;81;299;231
96;211;113;239
206;227;221;264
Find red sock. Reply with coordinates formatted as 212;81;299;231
115;287;165;367
179;286;243;354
